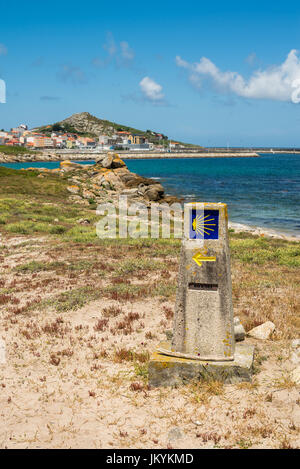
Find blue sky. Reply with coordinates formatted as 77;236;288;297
1;0;300;146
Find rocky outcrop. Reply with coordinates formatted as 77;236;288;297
95;154;127;169
0;152;42;163
39;153;179;207
0;151;62;163
58;112;116;136
4;150;179;205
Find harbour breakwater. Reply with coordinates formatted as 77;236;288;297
0;149;259;163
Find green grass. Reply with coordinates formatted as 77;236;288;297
0;166;69;200
5;221;67;235
0;190;95;238
236;439;253;449
152;281;177;298
25;279;174;314
230;233;300;267
117;258;165;275
105;283;149;298
134;362;149;380
14;260;66;273
15;259;110;275
38;286;102;313
63;225;98;243
0;145;40;155
0;165;299;272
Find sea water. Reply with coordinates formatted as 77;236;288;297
2;153;300;236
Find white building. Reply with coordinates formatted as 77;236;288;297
98;135;109;145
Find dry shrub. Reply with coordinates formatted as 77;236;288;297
196;432;221;444
115;320;133;335
190;379;224;404
90;363;102;371
20;321;41;339
279;437;295;449
243;408;256;419
94;318;109;332
111;277;131;285
11;297;20;305
8;298;41;315
125;312;140;322
145;331;155;339
113;348;149;363
57;348;74;357
134;350;150;363
113;312;140;334
102;305;123;318
130;382;144;392
0;294;13;305
129;381;150;392
94;350;108;359
109;291;136;302
160;270;171;279
42;318;70;337
163;306;174;320
49;354;60;366
96;261;115;272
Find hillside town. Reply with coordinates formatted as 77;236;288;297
0;124;184;152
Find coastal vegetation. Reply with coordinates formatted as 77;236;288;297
0;145;39;156
0;164;299;448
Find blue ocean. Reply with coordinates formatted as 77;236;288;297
2;153;300;236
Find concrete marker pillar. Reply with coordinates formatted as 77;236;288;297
149;202;255;386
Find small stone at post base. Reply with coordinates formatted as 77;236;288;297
148;341;255;387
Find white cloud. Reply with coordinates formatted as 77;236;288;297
176;50;300;104
0;44;7;55
103;32;117;56
120;41;134;61
245;52;257;66
58;64;87;84
94;34;135;68
139;76;164;101
175;56;189;68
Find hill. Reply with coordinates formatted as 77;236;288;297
34;112;199;147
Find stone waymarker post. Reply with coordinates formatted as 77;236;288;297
167;202;234;361
149;202;254;387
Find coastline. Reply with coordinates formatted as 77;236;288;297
1;154;299;241
3;149;300;164
229;221;300;241
0;150;260;163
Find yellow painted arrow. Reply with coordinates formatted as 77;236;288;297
192;251;216;267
